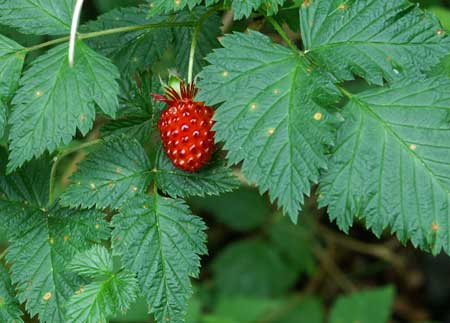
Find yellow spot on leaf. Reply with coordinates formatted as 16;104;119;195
267;128;275;135
131;186;138;192
79;114;86;122
432;222;440;231
64;235;70;241
143;204;148;209
95;224;100;230
409;144;417;151
43;292;52;301
175;0;181;5
250;103;257;111
35;91;43;97
116;167;123;174
222;71;229;77
273;88;280;95
303;0;311;7
75;287;85;295
314;112;323;121
90;182;96;190
49;238;54;245
437;29;445;36
338;3;348;10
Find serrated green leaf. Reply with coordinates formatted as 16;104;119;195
101;116;154;143
155;147;239;198
112;193;207;323
66;246;138;323
198;31;340;223
0;147;50;207
60;137;152;210
0;0;75;35
0;262;24;323
101;73;161;143
0;101;5;138
230;0;285;18
212;239;296;298
0;34;25;101
85;6;219;76
69;245;113;278
148;0;286;19
329;286;394;323
148;0;205;14
320;77;450;254
8;41;120;172
300;0;450;85
84;6;173;74
5;205;109;323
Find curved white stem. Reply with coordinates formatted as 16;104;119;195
69;0;85;67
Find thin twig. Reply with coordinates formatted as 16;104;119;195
314;245;357;292
316;222;404;270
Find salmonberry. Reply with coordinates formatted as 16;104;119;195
154;81;215;172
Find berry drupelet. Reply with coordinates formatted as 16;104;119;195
153;81;215;172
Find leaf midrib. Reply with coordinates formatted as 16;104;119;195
353;96;450;196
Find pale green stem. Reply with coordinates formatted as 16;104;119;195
266;16;299;53
24;21;197;53
188;7;220;83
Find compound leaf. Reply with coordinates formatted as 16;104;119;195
300;0;450;84
8;41;120;172
66;246;138;323
320;77;450;255
0;0;76;35
112;193;207;323
0;34;25;100
0;263;23;323
60;136;152;210
198;31;340;222
6;206;109;323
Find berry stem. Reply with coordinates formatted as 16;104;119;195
188;6;221;84
48;139;102;205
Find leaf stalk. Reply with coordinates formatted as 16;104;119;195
266;16;299;53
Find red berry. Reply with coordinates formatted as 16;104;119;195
154;82;215;172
